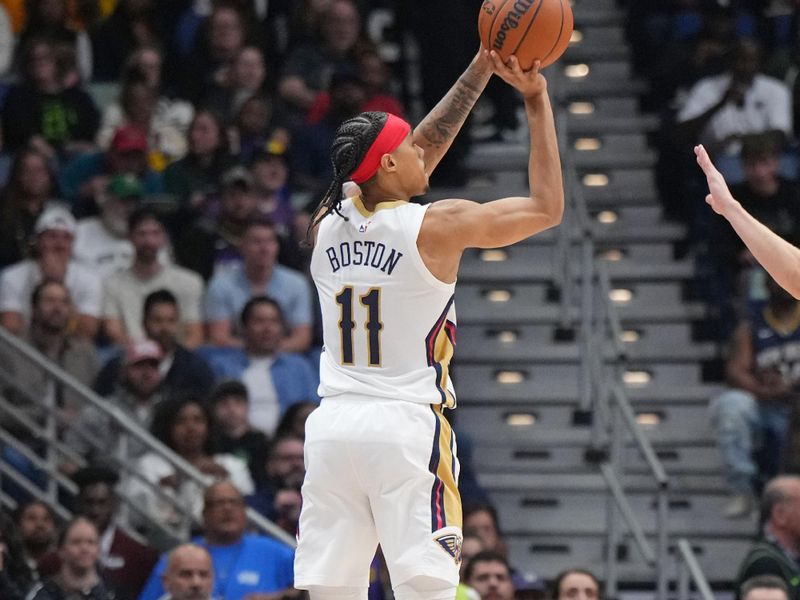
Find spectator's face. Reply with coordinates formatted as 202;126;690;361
109;149;147;176
77;483;116;534
322;1;360;54
144;301;179;351
32;282;72;332
273;487;302;533
214;396;250;435
37;229;74;260
241;225;279;269
237;98;270;135
101;196;137;237
221;187;257;222
558;573;599;600
19;152;52;198
170;403;208;455
744;589;790;600
266;438;305;486
360;54;389;90
27;43;58;89
460;537;485;579
203;483;248;542
252;158;288;194
732;42;761;84
163;548;213;600
467;560;515;600
189;113;221;157
465;510;501;553
124;359;161;398
123;83;156;126
233;47;265;90
129;218;166;263
133;48;162;89
59;520;99;572
18;503;56;552
744;155;779;196
210;8;244;58
38;0;67;25
243;302;284;355
330;81;367;118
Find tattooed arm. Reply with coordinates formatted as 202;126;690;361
413;50;493;175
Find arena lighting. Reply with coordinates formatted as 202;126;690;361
609;288;633;304
596;210;618;224
583;173;609;187
570;30;583;44
496;330;518;343
636;412;662;427
565;63;590;78
620;329;641;343
599;249;624;262
506;413;537;426
569;101;595;115
481;249;508;262
623;370;652;386
574;137;601;151
486;289;512;302
496;370;526;384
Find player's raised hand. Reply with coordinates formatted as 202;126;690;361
484;50;546;99
695;144;737;216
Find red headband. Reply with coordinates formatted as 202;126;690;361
349;114;412;184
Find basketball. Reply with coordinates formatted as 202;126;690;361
479;0;574;70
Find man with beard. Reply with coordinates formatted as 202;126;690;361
248;434;306;522
139;481;295;600
13;501;58;582
464;552;515;600
160;544;214;600
103;208;204;348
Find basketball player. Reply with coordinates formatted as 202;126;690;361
696;144;800;299
294;50;564;600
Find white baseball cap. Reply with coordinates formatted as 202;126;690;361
34;205;77;235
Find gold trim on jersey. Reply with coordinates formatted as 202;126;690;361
352;194;407;217
430;404;462;531
763;304;800;337
432;324;457;408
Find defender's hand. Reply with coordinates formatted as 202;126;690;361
484;50;546;99
695;144;738;216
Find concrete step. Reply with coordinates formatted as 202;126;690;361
580;168;658;207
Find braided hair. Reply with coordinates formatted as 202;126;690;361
307;111;389;239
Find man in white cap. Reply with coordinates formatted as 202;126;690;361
0;204;102;339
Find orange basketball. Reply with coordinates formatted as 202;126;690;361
479;0;574;70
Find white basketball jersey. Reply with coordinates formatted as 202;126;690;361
311;196;457;407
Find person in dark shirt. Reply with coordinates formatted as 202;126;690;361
209;380;270;488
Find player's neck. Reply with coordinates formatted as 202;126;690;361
361;180;410;212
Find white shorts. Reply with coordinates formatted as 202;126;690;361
294;397;463;589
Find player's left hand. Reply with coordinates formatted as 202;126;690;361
484;50;546;99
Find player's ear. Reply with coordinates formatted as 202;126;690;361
381;153;397;173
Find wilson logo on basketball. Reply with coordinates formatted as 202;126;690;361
480;0;496;16
493;0;536;50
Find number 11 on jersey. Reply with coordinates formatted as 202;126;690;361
335;286;383;367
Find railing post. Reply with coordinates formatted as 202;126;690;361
44;375;58;503
605;398;622;600
678;560;689;600
657;486;669;600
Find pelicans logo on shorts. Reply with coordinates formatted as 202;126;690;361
433;528;463;564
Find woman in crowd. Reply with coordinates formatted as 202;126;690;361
0;511;34;600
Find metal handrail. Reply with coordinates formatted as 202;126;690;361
0;327;296;548
677;538;715;600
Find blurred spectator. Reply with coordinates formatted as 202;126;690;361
205;45;268;122
0;510;35;600
72;466;159;599
735;476;800;597
459;533;486;582
163;108;236;223
96;76;187;171
204;220;313;351
552;569;601;600
90;0;160;82
709;275;800;517
1;37;99;155
0;205;102;339
464;503;508;559
0;148;61;269
175;166;259;281
65;340;164;465
95;289;214;397
290;70;366;195
180;3;249;103
18;0;93;81
209;380;270;488
201;295;318;433
273;400;316;439
73;174;142;277
27;517;115;600
248;434;305;522
464;551;515;600
676;38;792;177
127;395;254;527
102;208;204;347
13;500;57;581
139;480;295;600
0;280;98;429
59;124;162;212
740;576;791;600
307;49;404;124
160;544;214;600
230;95;288;166
279;0;366;121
